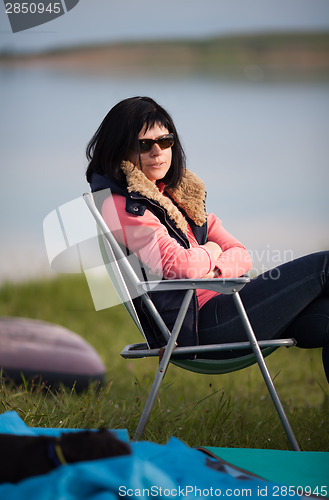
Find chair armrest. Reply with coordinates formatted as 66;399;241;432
138;277;250;295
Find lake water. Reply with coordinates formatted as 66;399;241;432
1;64;328;283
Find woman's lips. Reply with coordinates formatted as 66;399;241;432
148;163;164;168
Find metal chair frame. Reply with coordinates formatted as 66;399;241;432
83;192;300;451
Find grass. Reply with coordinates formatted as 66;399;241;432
0;274;328;451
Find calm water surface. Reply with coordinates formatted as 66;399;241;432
1;66;328;282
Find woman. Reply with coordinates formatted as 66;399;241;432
86;96;329;382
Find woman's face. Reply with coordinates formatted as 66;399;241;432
128;123;173;184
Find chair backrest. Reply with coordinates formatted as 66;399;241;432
97;228;146;336
83;192;149;346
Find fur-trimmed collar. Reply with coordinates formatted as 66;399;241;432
121;161;207;234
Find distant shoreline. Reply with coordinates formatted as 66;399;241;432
1;31;329;76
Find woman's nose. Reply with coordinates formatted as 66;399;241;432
149;143;162;156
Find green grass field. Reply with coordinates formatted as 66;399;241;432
0;275;328;451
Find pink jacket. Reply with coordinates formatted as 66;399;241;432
102;189;252;309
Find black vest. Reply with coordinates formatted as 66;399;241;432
90;172;208;350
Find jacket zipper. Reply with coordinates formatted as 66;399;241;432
130;195;190;249
130;193;200;345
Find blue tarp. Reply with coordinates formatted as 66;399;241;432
0;412;314;499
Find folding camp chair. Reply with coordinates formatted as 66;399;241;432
83;192;300;451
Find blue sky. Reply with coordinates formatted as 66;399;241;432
1;0;329;53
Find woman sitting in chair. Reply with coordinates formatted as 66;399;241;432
86;96;329;383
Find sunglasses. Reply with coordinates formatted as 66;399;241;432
138;133;174;153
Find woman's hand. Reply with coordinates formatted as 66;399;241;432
200;241;222;279
202;241;222;261
201;268;221;279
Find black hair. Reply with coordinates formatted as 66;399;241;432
86;96;186;189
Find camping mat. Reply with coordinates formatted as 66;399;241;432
206;447;329;492
0;412;327;499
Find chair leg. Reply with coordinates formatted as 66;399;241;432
132;289;195;441
232;291;300;451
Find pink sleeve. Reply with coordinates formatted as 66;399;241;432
101;194;215;280
207;213;253;278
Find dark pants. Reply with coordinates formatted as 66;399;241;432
198;251;329;382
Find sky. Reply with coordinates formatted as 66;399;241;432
1;0;329;53
0;0;329;283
